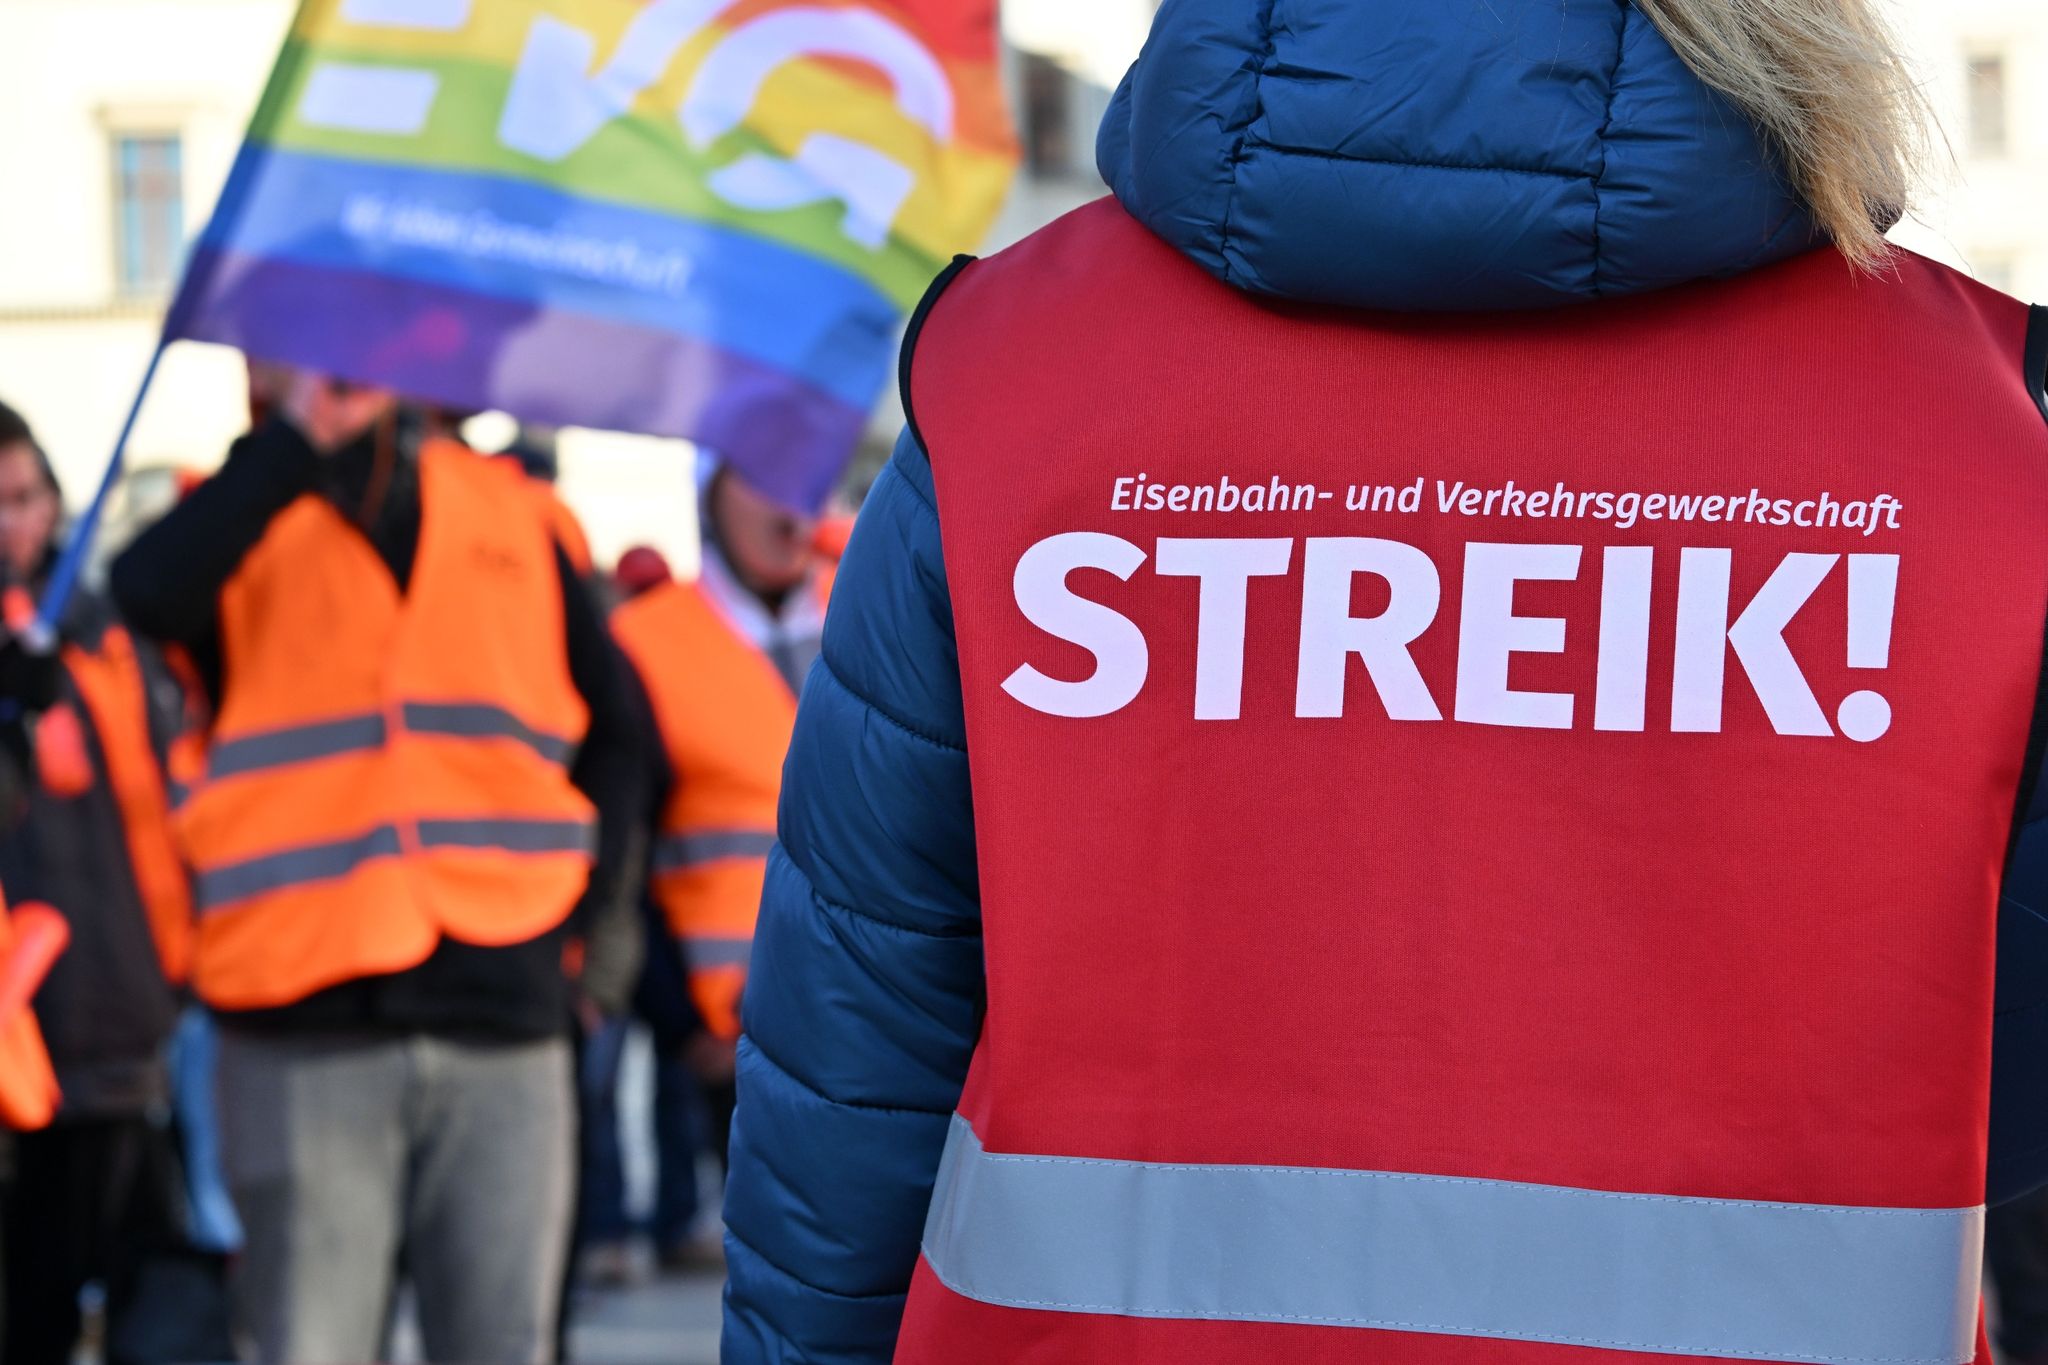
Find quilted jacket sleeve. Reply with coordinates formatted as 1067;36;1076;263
1989;314;2048;1206
1993;704;2048;1206
722;428;984;1363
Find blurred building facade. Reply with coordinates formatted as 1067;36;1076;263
0;0;2040;556
0;0;289;508
1891;0;2048;295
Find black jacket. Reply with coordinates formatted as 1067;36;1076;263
0;590;180;1115
110;418;646;1039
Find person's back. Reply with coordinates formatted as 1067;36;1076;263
904;200;2048;1365
609;463;829;1124
0;591;182;1122
0;404;196;1365
725;1;2048;1362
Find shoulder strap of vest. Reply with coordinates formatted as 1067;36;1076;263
608;578;678;665
2028;305;2048;427
898;254;977;459
63;627;194;984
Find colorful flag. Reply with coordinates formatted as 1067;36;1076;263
168;0;1017;511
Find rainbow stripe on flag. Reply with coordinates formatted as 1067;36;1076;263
168;0;1017;511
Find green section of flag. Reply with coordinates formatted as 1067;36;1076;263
250;36;940;308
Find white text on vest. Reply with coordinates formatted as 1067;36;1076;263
1004;536;1899;742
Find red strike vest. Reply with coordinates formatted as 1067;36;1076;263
899;200;2048;1365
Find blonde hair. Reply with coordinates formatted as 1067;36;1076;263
1629;0;1929;269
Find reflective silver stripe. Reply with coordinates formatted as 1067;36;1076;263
683;935;752;969
417;818;596;856
402;703;578;766
197;827;405;912
197;819;592;912
923;1115;1981;1365
205;704;575;782
207;713;387;779
654;830;778;873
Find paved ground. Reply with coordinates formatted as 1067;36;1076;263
569;1266;726;1364
564;1024;728;1364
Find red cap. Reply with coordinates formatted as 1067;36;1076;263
614;546;674;598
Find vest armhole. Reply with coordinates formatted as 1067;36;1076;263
2028;305;2048;427
2007;307;2048;851
898;255;978;461
2011;635;2048;853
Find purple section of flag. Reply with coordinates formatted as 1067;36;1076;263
172;246;865;514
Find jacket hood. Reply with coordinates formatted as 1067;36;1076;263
1097;0;1823;311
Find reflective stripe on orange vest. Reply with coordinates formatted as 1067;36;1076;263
612;579;799;1039
206;703;577;781
196;817;594;914
922;1115;1980;1364
406;702;578;763
678;934;752;969
205;713;386;779
179;440;595;1010
197;826;402;911
652;829;779;874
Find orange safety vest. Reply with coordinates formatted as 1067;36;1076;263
0;898;65;1131
60;625;195;985
611;579;800;1038
177;439;596;1011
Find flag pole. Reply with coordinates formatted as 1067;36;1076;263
27;335;168;651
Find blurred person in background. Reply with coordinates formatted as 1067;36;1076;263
605;465;841;1269
0;398;219;1365
484;422;646;1350
723;0;2048;1361
572;546;694;1293
148;464;250;1289
110;371;646;1365
0;519;62;1353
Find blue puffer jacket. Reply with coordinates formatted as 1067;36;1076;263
724;1;2048;1359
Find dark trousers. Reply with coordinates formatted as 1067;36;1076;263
2;1116;168;1365
661;1058;720;1226
577;1022;708;1249
1993;1186;2048;1361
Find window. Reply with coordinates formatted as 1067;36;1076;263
112;133;184;297
1967;53;2009;158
